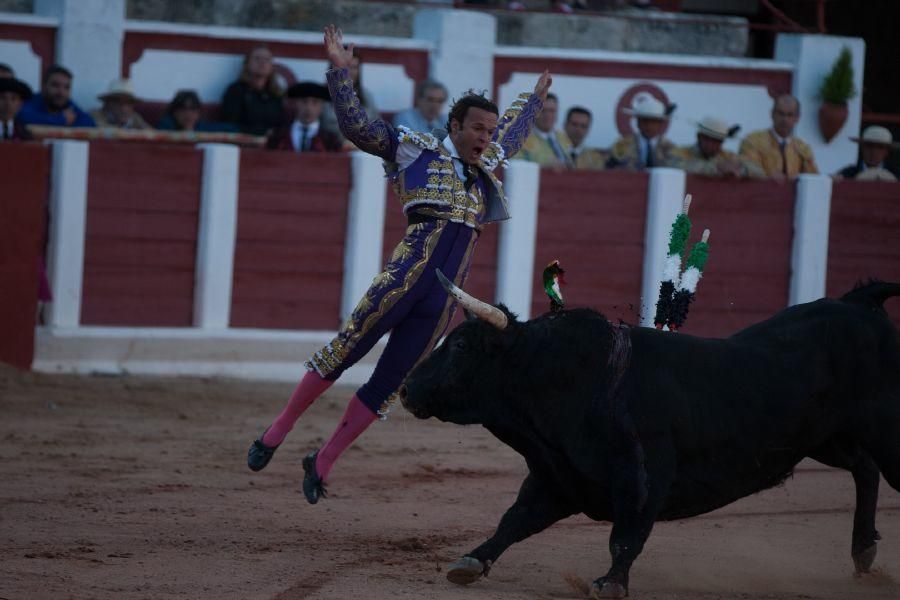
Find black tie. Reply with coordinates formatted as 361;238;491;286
570;149;578;166
464;164;478;191
779;140;788;175
299;125;309;152
645;140;655;168
2;121;9;140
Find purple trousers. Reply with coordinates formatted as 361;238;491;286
306;220;479;416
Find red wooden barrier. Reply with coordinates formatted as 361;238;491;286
381;181;500;332
532;170;649;324
0;142;50;369
82;141;202;326
232;151;351;330
683;176;795;337
828;180;900;325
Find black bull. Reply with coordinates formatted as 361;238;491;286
400;280;900;599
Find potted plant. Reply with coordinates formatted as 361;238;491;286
818;46;857;143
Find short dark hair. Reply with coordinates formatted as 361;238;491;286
167;89;201;114
446;90;499;131
416;78;448;100
43;64;73;84
0;63;13;76
545;92;558;104
566;106;592;122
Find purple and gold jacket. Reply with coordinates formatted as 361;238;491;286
325;67;542;229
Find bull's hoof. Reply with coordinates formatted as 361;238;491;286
446;556;488;585
853;543;877;574
590;579;628;599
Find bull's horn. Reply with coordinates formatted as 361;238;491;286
435;269;508;330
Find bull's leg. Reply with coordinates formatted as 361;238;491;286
592;439;674;600
446;472;575;586
810;441;881;573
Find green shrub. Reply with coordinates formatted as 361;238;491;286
820;46;857;104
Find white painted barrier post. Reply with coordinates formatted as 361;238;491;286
193;143;240;328
789;174;832;306
45;140;89;328
341;151;387;323
495;159;541;320
639;167;687;327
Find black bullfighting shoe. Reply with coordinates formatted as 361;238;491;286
302;450;327;504
247;432;279;472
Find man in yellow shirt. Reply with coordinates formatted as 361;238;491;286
671;116;765;179
739;95;818;179
563;106;608;170
519;92;572;168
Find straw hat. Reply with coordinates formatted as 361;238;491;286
622;93;675;120
850;125;900;149
696;116;741;141
98;78;138;102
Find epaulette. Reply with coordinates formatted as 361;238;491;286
396;125;439;151
479;142;508;172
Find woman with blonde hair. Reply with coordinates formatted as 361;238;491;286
220;44;285;136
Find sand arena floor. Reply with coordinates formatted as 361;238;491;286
1;364;898;599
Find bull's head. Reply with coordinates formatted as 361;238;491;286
400;270;516;425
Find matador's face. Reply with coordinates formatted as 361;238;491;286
450;107;498;165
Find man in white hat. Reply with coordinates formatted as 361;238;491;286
90;78;151;130
671;116;765;178
739;94;817;179
607;92;677;170
835;125;899;181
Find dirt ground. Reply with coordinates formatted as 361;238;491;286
1;364;898;600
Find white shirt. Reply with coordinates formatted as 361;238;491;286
637;134;660;166
291;120;320;151
2;119;14;139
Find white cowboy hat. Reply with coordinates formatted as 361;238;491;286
622;93;675;120
696;116;741;141
98;78;138;102
850;125;900;149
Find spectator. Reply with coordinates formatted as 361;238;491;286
0;76;33;141
267;82;342;152
551;1;575;13
739;94;817;179
322;47;379;143
220;45;284;136
835;125;899;181
563;106;608;170
671;117;765;178
90;78;151;130
17;64;95;128
519;92;572;167
607;93;676;170
393;79;448;134
0;63;13;78
157;90;235;132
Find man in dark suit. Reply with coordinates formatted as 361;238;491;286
836;125;900;181
0;76;34;141
267;81;342;152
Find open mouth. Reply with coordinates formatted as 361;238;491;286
473;146;484;158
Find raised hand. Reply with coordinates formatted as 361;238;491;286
324;24;354;70
533;70;553;103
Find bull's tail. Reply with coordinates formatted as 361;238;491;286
840;279;900;308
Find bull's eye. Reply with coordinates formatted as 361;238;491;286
453;338;468;351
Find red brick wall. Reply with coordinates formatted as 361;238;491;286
231;151;351;330
0;143;50;369
828;180;900;326
81;142;203;326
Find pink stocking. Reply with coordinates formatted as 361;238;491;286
315;395;377;482
261;370;333;447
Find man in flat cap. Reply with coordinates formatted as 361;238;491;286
607;93;677;170
835;125;899;181
740;94;817;179
0;76;33;141
671;117;765;178
268;81;342;152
